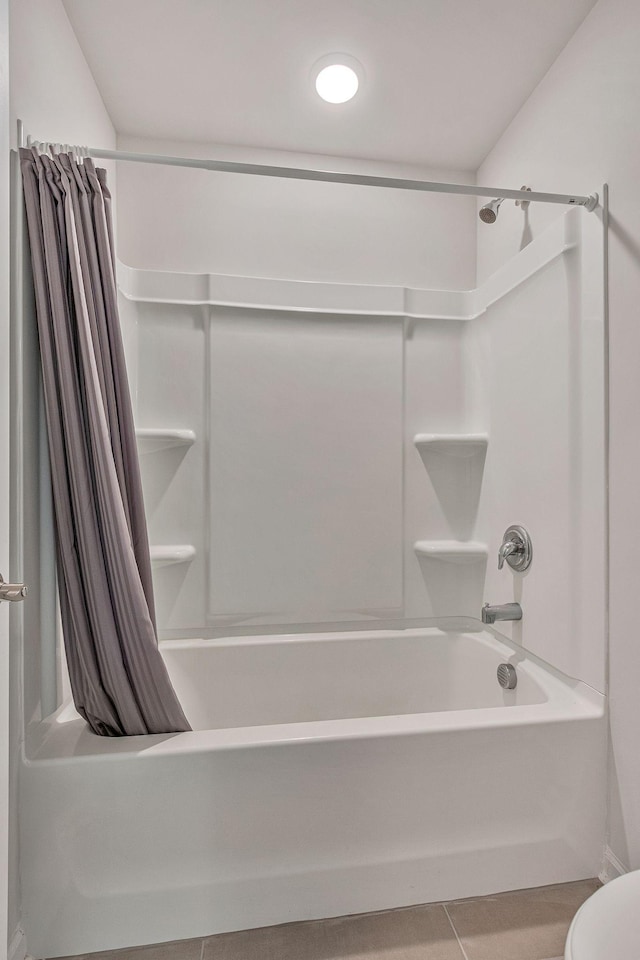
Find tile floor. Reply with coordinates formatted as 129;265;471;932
53;878;599;960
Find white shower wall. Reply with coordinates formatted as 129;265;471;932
116;140;604;698
470;209;605;694
122;285;472;635
116;139;478;635
135;302;406;633
475;0;639;875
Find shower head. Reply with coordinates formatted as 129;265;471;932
479;198;504;224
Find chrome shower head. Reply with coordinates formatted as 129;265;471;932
479;198;504;224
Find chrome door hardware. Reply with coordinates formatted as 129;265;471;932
497;525;532;572
0;574;28;602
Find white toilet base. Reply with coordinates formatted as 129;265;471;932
565;871;640;959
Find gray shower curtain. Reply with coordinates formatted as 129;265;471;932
20;147;190;736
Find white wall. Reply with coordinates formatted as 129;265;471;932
10;0;114;148
116;136;476;288
476;0;638;871
10;0;116;718
0;2;10;956
8;0;116;947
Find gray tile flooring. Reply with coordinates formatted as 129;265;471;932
53;878;599;960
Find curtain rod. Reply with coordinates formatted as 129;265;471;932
19;123;599;210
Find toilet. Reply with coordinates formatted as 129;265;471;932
565;872;640;959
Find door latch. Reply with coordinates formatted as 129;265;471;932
0;574;28;602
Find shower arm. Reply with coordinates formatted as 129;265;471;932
19;121;599;211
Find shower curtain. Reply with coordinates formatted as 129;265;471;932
20;147;190;736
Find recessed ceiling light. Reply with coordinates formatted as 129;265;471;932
316;63;359;103
312;55;363;104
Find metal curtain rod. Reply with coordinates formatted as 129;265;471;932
22;127;599;210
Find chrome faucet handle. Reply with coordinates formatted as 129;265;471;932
497;525;533;573
497;540;519;570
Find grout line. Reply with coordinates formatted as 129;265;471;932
442;904;471;960
199;938;205;960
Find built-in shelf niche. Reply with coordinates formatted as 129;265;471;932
150;545;196;567
413;540;488;564
413;433;488;458
135;428;196;454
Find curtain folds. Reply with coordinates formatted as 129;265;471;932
20;147;191;736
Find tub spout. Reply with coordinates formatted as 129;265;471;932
482;602;522;624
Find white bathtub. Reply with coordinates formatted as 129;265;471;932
22;622;606;959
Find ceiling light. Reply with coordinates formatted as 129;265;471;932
312;55;363;104
315;63;358;103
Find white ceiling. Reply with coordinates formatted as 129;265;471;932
62;0;597;170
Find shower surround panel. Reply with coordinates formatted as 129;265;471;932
120;207;605;694
134;301;405;632
207;312;403;622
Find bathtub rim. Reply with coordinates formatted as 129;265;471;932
24;622;604;766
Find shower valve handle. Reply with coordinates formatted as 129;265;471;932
0;574;28;602
497;525;533;573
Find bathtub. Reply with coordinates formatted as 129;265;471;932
21;621;606;959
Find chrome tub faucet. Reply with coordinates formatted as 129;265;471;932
481;602;523;624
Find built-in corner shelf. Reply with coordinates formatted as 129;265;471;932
150;545;196;567
413;433;488;458
414;540;488;564
136;429;196;454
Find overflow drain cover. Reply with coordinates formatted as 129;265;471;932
497;663;517;690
